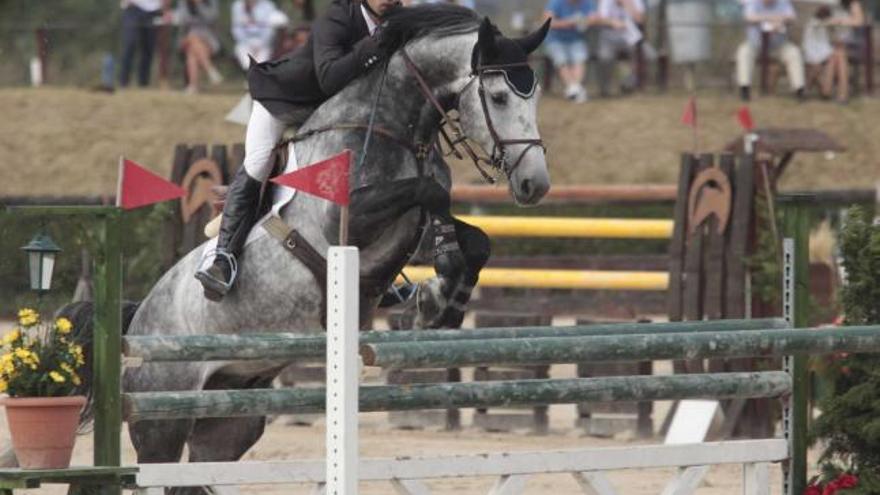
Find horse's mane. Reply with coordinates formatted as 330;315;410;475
379;3;481;53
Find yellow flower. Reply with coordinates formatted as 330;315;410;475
0;380;7;393
69;344;85;366
71;374;81;386
55;318;72;334
49;371;65;383
17;308;38;327
13;348;31;360
60;363;76;375
2;329;20;346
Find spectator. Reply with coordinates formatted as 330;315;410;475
403;0;475;8
595;0;646;96
119;0;170;87
177;0;223;93
821;0;866;103
543;0;596;103
735;0;805;101
802;7;834;67
274;26;311;60
231;0;289;71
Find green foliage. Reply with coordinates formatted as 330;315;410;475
809;206;880;494
747;192;781;306
0;204;174;316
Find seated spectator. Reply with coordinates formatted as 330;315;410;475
543;0;596;103
821;0;866;103
274;25;311;59
177;0;223;94
735;0;805;101
595;0;647;97
232;0;289;71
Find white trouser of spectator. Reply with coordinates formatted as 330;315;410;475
736;40;805;90
235;43;273;71
242;101;289;181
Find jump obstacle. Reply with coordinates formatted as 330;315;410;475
0;195;860;495
399;215;672;291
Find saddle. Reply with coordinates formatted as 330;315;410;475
205;174;449;328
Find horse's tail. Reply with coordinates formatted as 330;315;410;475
55;300;141;428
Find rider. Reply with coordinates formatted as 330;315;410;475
196;0;401;300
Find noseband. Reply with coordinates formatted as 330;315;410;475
401;49;546;184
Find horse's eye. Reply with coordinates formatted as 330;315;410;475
491;92;508;106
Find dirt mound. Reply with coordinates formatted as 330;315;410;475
1;87;876;198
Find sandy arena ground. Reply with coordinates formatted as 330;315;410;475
1;88;878;198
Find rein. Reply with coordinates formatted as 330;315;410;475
400;49;545;184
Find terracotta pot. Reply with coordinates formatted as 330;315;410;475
2;396;85;469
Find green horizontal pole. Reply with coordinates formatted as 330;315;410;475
123;371;790;421
361;325;880;368
123;318;788;362
3;206;118;217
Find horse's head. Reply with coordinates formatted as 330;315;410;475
455;18;551;206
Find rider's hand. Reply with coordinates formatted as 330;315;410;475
354;31;386;71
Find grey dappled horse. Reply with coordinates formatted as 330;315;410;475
73;5;550;492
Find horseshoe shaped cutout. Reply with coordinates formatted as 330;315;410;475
180;158;224;224
687;167;732;236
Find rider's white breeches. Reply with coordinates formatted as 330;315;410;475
242;101;289;182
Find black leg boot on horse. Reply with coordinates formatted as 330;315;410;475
408;214;490;329
195;167;263;301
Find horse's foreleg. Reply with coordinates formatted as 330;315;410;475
187;416;267;462
186;372;275;464
129;418;194;464
413;215;490;329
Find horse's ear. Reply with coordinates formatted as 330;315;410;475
515;18;551;55
477;17;499;60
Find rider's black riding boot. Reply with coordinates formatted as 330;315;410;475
195;167;262;301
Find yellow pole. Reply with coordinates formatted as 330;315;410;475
399;267;669;291
455;215;673;239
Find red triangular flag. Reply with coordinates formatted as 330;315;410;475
737;106;754;131
116;158;186;210
271;149;351;206
681;97;697;128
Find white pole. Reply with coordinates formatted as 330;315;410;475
326;247;359;495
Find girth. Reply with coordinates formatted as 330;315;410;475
262;216;414;329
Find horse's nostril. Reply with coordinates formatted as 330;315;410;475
521;179;532;198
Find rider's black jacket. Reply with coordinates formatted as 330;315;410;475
248;0;382;119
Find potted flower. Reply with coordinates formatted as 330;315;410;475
0;308;86;469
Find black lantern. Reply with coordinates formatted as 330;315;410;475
21;232;61;292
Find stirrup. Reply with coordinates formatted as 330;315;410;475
197;248;239;293
379;276;417;308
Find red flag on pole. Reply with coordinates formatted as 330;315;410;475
681;97;697;128
737;106;755;131
271;149;351;206
116;158;186;210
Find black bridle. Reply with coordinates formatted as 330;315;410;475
401;49;546;184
